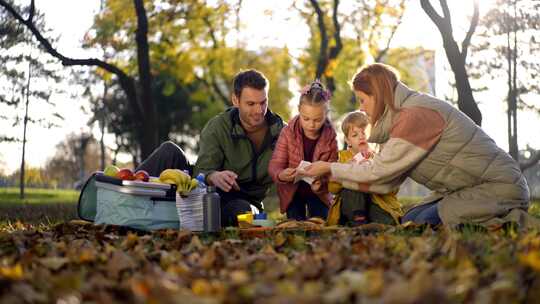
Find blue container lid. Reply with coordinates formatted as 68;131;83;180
254;213;267;220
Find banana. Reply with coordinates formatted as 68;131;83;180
159;169;198;194
188;178;198;191
160;178;177;185
159;169;183;184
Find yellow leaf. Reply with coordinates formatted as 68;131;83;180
199;247;217;270
0;263;23;280
191;278;213;296
274;232;287;247
519;251;540;271
121;232;139;249
78;249;96;263
229;270;249;285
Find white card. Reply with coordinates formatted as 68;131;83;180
294;160;315;185
353;152;365;163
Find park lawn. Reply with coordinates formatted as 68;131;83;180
0;187;79;227
0;187;79;205
0;186;538;226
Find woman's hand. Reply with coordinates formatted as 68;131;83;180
278;168;297;182
360;149;374;159
311;178;322;193
303;161;331;177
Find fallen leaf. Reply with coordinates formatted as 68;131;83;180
518;251;540;271
107;250;136;279
0;263;23;280
274;232;287;247
191;278;213;296
39;256;69;271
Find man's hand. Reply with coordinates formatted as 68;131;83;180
207;170;240;192
278;168;297;183
303;161;331;177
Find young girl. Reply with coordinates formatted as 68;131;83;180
268;81;338;220
327;111;403;226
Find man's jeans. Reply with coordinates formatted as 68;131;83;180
136;141;258;227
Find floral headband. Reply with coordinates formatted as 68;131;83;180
300;80;331;102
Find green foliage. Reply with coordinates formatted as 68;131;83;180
295;0;410;118
81;0;293;156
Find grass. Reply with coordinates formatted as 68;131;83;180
0;186;538;227
0;187;78;204
0;187;78;226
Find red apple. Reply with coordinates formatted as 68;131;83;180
134;170;150;182
116;168;135;180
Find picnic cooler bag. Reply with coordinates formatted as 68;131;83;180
77;172;180;231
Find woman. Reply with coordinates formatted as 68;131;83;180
303;63;538;229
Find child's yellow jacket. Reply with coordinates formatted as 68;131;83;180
327;150;403;225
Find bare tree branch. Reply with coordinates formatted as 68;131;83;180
521;151;540;171
375;0;406;62
420;0;444;29
0;0;142;121
440;0;452;31
310;0;328;80
462;0;479;59
421;0;482;125
329;0;342;60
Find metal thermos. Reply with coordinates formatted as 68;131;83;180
203;186;221;232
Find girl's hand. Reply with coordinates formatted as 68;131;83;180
303;161;331;177
278;168;297;182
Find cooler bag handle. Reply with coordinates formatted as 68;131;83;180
77;172;99;222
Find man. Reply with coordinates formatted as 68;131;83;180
136;69;284;226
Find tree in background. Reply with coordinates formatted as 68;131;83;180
82;0;293;161
421;0;483;126
469;0;540;169
0;2;63;198
295;0;407;116
44;133;112;189
0;1;25;144
0;0;159;160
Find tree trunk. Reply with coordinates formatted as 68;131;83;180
99;82;108;171
133;0;157;160
421;0;482;126
310;0;328;80
510;0;519;160
506;1;519;160
99;120;106;170
310;0;342;94
20;60;31;199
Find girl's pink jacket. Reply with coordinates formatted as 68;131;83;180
268;115;338;213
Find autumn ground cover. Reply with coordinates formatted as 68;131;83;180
1;188;540;303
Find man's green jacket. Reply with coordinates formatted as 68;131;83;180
194;107;284;210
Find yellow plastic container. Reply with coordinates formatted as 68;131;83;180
237;213;253;226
